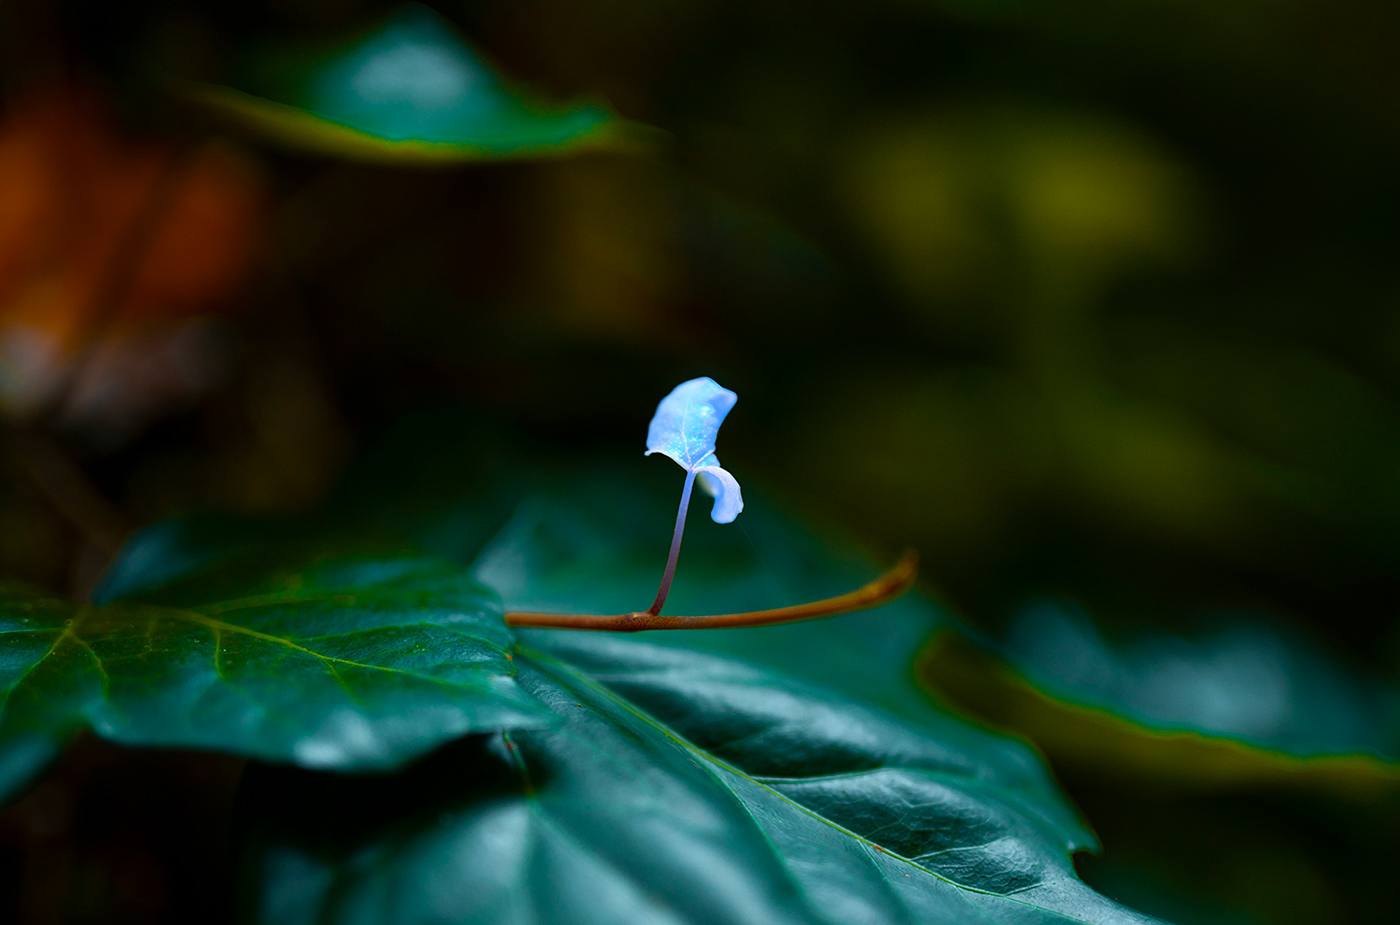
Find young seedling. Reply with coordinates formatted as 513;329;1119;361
505;377;917;631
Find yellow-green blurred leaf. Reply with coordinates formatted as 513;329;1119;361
177;5;652;163
921;610;1400;795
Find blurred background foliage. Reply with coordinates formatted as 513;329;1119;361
2;0;1400;923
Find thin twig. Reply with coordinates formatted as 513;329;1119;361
3;425;128;556
505;549;918;632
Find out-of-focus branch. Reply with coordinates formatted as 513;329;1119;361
3;425;127;556
0;142;195;572
27;144;196;426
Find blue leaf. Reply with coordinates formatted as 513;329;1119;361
696;460;744;524
644;378;738;471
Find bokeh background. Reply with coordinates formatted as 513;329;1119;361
2;0;1400;922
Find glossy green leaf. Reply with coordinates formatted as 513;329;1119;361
0;550;550;805
178;5;647;163
3;451;1166;921
239;466;1161;925
244;648;1159;925
922;600;1400;792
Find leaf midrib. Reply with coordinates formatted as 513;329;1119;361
0;601;516;724
515;645;1110;925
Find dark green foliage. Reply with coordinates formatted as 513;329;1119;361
1000;601;1398;760
232;464;1156;922
0;557;550;804
6;463;1162;923
243;646;1158;924
179;5;640;162
922;601;1400;793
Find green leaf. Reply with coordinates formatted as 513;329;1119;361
921;600;1400;793
176;4;650;163
241;647;1157;924
2;451;1164;920
0;549;550;804
239;466;1160;924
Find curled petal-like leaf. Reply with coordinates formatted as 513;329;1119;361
696;465;743;524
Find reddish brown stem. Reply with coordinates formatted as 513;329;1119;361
505;549;918;632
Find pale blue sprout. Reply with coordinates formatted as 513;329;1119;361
642;377;744;615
